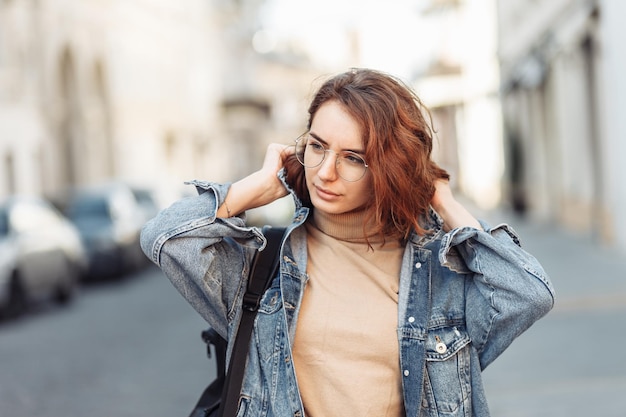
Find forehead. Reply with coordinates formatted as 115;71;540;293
310;101;363;149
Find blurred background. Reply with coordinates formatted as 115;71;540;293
2;0;625;245
1;0;626;416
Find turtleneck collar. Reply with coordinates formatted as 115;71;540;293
310;208;388;245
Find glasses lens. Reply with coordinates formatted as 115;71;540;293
295;135;325;168
294;134;368;182
337;152;368;182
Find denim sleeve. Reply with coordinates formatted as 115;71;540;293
439;222;555;369
139;180;265;337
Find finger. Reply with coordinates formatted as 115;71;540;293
263;143;289;171
279;144;295;161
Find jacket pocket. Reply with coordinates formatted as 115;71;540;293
254;283;285;362
421;325;472;416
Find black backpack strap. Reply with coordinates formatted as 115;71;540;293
217;226;285;417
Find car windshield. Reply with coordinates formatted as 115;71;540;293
132;189;152;204
67;196;110;220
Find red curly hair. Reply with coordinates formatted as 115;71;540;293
284;68;449;240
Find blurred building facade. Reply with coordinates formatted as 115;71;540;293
497;0;626;253
0;0;333;213
0;0;494;214
413;0;503;210
0;1;226;204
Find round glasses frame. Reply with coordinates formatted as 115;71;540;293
294;133;369;182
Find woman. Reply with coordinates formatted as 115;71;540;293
140;68;554;417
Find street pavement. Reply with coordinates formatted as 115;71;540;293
2;205;624;417
478;208;626;417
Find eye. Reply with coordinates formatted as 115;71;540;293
342;152;366;166
308;138;325;152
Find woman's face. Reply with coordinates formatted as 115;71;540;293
305;100;373;215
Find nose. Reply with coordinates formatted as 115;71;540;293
316;151;339;181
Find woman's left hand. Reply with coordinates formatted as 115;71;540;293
431;180;482;232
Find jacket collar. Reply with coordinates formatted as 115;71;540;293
279;168;445;248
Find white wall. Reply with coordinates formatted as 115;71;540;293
599;0;626;252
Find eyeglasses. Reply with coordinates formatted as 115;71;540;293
295;133;369;182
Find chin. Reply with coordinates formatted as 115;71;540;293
310;198;341;214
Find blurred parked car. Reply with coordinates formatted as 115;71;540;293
129;185;161;223
0;196;87;319
64;183;146;280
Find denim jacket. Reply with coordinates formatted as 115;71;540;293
140;176;555;417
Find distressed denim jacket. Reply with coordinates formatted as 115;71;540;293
140;175;555;417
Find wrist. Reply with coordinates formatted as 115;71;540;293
436;200;482;232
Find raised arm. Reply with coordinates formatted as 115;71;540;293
139;143;294;336
216;143;294;218
430;179;482;232
432;180;554;368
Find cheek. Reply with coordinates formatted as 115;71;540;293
304;167;315;190
352;177;373;204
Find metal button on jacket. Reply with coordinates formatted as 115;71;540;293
434;335;447;354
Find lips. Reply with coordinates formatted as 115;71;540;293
314;185;340;200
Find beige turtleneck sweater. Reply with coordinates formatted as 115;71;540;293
292;209;406;417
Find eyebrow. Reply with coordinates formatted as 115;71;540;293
308;131;365;155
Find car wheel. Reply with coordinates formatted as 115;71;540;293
3;272;27;318
55;261;79;304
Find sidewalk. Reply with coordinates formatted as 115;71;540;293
476;208;626;417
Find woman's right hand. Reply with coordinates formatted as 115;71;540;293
261;143;295;183
216;143;294;218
